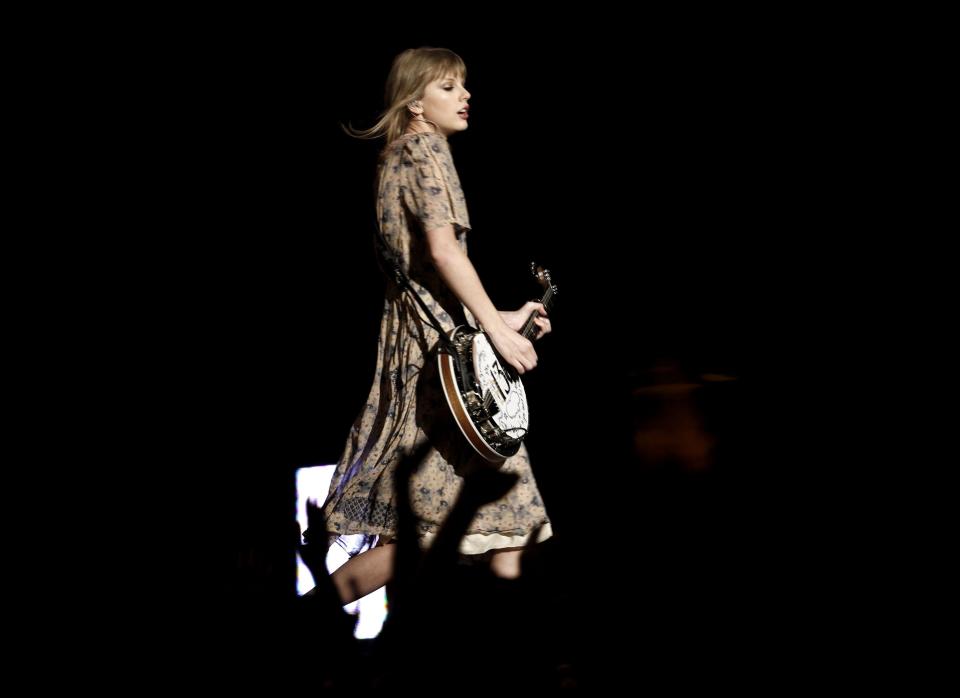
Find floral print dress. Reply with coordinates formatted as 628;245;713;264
322;132;552;554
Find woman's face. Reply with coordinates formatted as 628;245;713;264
417;74;471;136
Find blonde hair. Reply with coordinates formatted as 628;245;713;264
342;47;467;147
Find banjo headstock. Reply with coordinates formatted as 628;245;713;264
529;262;558;296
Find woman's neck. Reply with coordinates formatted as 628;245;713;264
403;122;444;137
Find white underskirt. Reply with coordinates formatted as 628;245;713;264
419;522;553;556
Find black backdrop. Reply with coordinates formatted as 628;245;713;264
175;37;795;448
128;27;828;666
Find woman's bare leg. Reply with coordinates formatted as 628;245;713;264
330;543;396;605
490;547;523;579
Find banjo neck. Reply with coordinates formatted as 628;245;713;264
519;286;556;341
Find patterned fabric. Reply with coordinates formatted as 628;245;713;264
322;132;552;554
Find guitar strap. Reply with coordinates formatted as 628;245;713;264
375;235;457;354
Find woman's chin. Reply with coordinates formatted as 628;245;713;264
440;122;469;137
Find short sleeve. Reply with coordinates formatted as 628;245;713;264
401;134;471;235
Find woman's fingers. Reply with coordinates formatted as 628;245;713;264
535;317;551;338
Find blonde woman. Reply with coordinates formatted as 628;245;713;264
321;47;553;604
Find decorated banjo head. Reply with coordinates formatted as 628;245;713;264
471;333;529;435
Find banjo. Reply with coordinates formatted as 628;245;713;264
437;263;558;462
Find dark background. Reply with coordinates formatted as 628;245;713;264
182;36;806;530
103;24;839;680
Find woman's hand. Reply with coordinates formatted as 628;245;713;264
484;302;551;375
499;301;551;340
485;324;538;375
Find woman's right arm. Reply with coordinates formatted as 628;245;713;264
426;223;539;375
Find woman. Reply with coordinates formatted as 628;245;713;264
321;47;553;604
